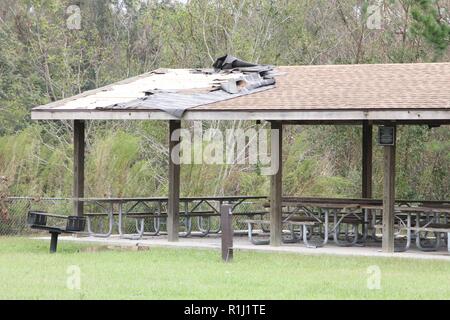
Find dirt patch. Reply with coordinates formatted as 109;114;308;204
80;244;150;253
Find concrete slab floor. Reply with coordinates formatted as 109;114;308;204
33;234;450;261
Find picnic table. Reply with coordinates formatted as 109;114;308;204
255;197;450;251
80;196;267;239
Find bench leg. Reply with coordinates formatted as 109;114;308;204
323;212;329;246
345;224;359;244
303;224;326;248
138;218;145;238
247;222;269;245
86;211;114;238
143;216;162;236
302;212;329;249
333;214;355;247
303;225;316;248
197;216;211;237
282;224;300;244
394;213;411;252
415;212;440;252
179;216;192;238
118;203;124;237
120;217;146;240
49;231;59;253
247;222;253;242
134;218;145;239
416;231;440;251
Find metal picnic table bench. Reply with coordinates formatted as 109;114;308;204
369;205;450;252
396;206;450;252
80;196;268;239
258;200;366;247
254;197;449;251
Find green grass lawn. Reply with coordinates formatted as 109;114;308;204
0;237;449;299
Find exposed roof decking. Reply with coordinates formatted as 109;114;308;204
32;69;242;111
31;62;450;122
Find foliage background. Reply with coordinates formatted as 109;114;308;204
0;0;449;201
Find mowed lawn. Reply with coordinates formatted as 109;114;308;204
0;237;449;299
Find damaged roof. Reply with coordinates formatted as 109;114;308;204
33;55;277;118
31;58;450;123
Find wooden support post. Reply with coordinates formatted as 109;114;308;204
382;127;396;253
270;121;283;246
73;120;85;217
167;120;181;242
220;204;233;262
362;121;373;198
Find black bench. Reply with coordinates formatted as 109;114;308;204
27;211;86;253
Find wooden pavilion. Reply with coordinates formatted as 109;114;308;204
31;62;450;252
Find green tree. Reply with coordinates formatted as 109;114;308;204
411;0;450;54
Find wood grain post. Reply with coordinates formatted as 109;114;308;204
73;120;85;217
362;121;373;241
382;128;396;253
167;120;181;242
362;121;373;199
270;121;283;246
220;204;233;262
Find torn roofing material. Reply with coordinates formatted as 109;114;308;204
97;55;277;118
107;85;275;118
212;54;274;74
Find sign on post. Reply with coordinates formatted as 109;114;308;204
378;126;396;146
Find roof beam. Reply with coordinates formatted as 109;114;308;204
31;109;450;123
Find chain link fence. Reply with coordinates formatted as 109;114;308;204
0;196;268;236
0;197;73;235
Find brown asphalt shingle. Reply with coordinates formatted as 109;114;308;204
192;63;450;111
